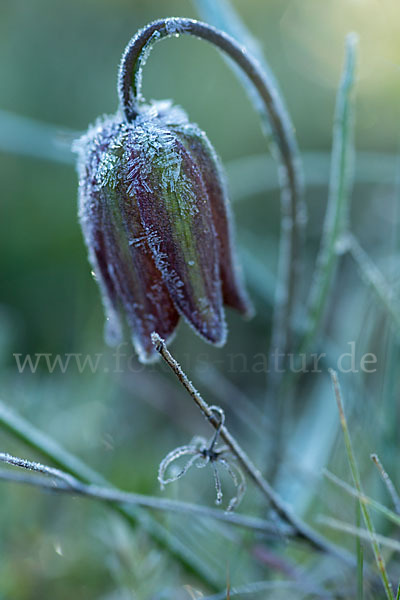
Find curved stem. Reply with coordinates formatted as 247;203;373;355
118;17;304;357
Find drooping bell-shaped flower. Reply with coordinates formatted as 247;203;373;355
74;100;253;363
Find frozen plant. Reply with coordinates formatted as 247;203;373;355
158;406;246;512
74;20;257;364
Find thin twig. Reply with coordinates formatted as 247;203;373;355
0;454;283;536
371;454;400;516
151;333;354;565
195;363;266;438
0;452;76;487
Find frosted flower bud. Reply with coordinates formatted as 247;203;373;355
74;100;253;363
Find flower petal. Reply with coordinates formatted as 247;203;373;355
79;180;124;347
126;124;226;346
173;125;254;319
77;121;180;363
103;185;180;363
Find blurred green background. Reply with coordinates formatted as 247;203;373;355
1;0;400;598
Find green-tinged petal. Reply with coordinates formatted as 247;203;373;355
76;117;180;363
125;122;226;346
173;123;254;318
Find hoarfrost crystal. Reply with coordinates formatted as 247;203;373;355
74;100;252;363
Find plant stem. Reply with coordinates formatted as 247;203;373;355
194;0;308;367
0;453;283;536
118;16;304;360
151;333;354;565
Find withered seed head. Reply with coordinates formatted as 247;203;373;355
74;100;253;363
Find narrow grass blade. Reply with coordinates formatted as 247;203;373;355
324;469;400;529
227;151;399;202
2;110;398;195
202;579;316;600
301;34;357;354
329;370;394;599
320;516;400;555
0;109;76;165
357;502;364;600
347;233;400;332
371;454;400;516
0;399;220;588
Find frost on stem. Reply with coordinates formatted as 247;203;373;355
158;407;246;512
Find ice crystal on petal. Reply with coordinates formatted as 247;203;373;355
74;99;252;362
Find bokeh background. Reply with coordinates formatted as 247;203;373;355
1;0;400;598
